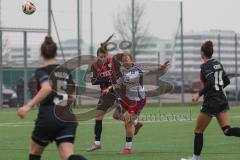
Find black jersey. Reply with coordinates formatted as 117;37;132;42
35;64;76;125
35;64;58;106
32;64;78;147
199;59;230;107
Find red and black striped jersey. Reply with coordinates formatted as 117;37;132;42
90;57;112;91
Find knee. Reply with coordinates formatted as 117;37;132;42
112;112;120;120
113;114;119;120
194;128;204;134
124;114;131;123
222;125;231;136
96;110;105;120
96;114;104;120
29;143;44;156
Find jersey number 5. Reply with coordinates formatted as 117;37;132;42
53;80;68;107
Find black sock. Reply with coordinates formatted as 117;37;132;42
223;126;240;137
126;137;133;142
68;154;87;160
94;120;102;141
228;128;240;137
29;154;41;160
194;133;203;156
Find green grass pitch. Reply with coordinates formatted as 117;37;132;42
0;105;240;160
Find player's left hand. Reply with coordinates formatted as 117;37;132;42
17;105;31;119
192;93;200;103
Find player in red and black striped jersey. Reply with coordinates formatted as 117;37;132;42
86;36;117;152
182;41;240;160
17;37;86;160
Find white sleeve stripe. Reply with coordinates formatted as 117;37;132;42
205;72;214;78
39;75;49;83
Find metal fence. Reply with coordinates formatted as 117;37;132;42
0;0;239;108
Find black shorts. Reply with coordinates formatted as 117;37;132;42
32;123;77;147
97;91;116;112
200;100;229;117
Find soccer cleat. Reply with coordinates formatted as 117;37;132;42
181;158;193;160
86;143;102;152
181;156;199;160
121;147;132;154
134;121;143;135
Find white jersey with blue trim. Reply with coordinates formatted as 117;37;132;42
117;64;145;101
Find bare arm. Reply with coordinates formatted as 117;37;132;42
17;81;52;119
137;60;170;76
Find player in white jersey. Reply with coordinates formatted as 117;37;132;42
111;53;146;154
108;53;169;154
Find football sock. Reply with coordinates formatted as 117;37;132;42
29;154;41;160
194;133;203;156
133;119;138;126
222;126;240;137
68;154;87;160
125;137;133;148
94;120;102;141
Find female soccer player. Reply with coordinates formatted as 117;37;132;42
182;41;240;160
17;36;86;160
110;53;170;154
86;36;116;152
111;53;147;154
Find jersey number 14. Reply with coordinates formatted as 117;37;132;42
214;70;223;91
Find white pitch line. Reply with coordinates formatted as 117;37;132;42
0;122;33;125
0;115;239;127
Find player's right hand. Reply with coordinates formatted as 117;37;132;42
17;105;31;119
102;88;110;95
192;93;200;103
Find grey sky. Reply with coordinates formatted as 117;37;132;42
1;0;240;44
182;0;240;33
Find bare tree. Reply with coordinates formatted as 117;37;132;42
114;1;151;55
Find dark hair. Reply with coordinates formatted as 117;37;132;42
96;34;114;56
201;41;214;58
97;43;108;56
41;36;57;59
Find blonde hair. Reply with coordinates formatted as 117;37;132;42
121;52;133;61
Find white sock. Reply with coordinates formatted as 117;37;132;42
94;141;101;145
133;119;138;126
193;154;200;160
125;142;132;149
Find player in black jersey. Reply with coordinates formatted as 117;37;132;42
182;41;240;160
17;37;86;160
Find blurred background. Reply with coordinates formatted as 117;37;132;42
0;0;240;108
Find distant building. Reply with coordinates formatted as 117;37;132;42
56;39;93;62
173;30;240;74
135;36;173;64
8;47;36;63
4;37;92;66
